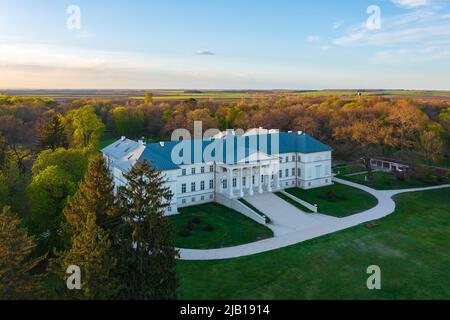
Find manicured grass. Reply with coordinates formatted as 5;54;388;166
341;171;440;190
284;183;378;218
169;203;273;249
334;164;367;176
176;188;450;300
275;192;314;213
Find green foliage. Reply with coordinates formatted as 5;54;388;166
112;106;144;138
37;114;67;151
63;106;104;150
116;160;179;300
32;149;88;184
27;166;76;254
0;206;44;299
53;155;119;299
0;160;27;213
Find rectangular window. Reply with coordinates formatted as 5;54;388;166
242;177;246;187
200;181;205;191
223;179;227;189
182;169;186;176
292;156;295;162
292;168;296;176
210;165;214;172
279;170;282;178
209;180;214;189
285;157;289;163
233;178;237;188
201;167;205;174
210;194;214;200
285;169;289;177
261;175;264;183
192;197;196;202
182;199;186;204
182;184;186;194
298;168;301;177
191;182;196;192
191;168;196;175
201;196;205;201
252;175;255;185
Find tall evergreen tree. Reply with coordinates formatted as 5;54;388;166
37;114;67;151
56;155;118;299
116;160;179;300
0;206;44;299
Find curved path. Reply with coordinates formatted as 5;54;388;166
179;179;449;261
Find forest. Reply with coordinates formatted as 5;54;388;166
0;92;449;299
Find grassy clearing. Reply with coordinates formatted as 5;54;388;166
169;203;273;249
341;172;440;190
284;183;378;218
176;188;450;300
334;164;367;176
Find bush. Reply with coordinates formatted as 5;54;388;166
204;224;214;232
185;221;195;231
190;216;201;225
179;229;191;237
326;191;337;202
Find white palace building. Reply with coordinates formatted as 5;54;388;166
102;128;333;217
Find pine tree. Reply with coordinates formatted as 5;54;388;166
63;154;118;233
0;206;44;299
116;160;179;300
56;155;118;299
37;114;67;151
58;212;117;300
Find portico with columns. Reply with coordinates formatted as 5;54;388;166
216;152;281;199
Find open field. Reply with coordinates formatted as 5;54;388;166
169;203;273;249
176;188;450;300
3;89;450;102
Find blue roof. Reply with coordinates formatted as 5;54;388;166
139;132;332;171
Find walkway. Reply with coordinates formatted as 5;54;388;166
178;179;449;261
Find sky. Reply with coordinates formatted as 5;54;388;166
0;0;449;90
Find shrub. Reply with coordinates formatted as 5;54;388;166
326;191;337;202
204;224;214;232
179;229;191;237
190;216;201;225
185;221;195;231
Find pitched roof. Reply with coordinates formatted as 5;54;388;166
135;132;332;171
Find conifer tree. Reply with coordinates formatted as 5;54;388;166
116;160;179;300
57;155;118;299
0;206;44;299
37;114;67;151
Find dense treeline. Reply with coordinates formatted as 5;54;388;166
0;93;449;299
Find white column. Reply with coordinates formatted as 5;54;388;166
239;167;244;198
258;166;263;194
268;172;273;192
228;168;233;198
249;167;254;196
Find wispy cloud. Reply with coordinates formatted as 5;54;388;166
307;35;320;42
194;50;215;56
392;0;435;8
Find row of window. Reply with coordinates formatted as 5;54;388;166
182;180;215;193
181;194;214;205
279;168;299;179
182;165;214;176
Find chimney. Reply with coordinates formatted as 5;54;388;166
298;131;303;135
159;141;165;147
121;136;126;141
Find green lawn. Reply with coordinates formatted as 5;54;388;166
334;164;367;176
284;183;378;217
169;203;273;249
176;188;450;300
342;171;440;190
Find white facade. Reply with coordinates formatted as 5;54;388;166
102;130;333;216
